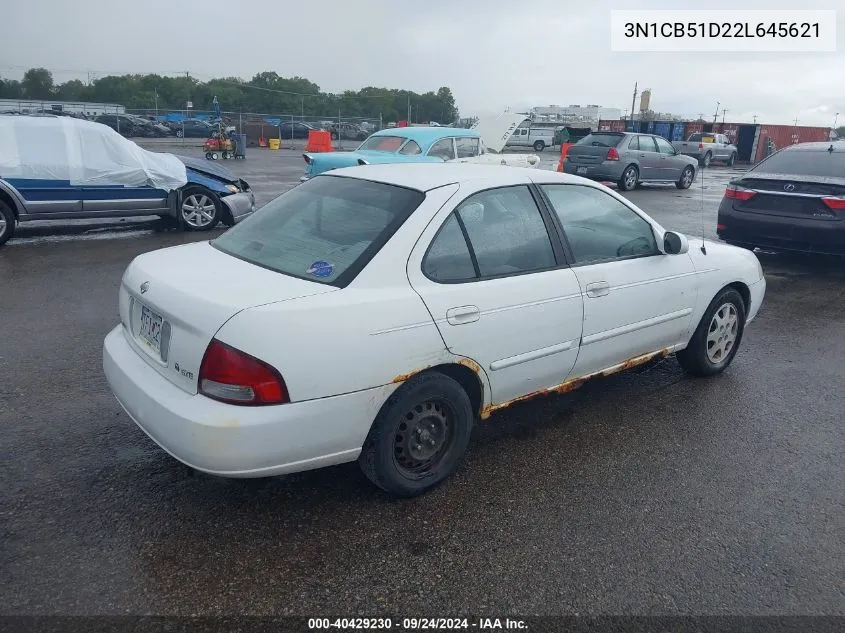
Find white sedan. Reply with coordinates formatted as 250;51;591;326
103;163;766;497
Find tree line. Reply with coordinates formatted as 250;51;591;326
0;68;460;123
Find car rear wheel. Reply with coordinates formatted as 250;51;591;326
676;166;695;189
359;372;474;497
618;165;639;191
700;152;712;168
727;152;737;167
175;129;184;138
533;140;545;152
677;288;746;377
180;187;221;231
0;200;16;247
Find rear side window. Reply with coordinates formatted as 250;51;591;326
578;133;624;147
456;186;556;278
752;149;845;179
422;215;476;282
211;176;424;286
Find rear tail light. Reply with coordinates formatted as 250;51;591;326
725;184;756;201
717;223;726;231
302;154;312;164
698;142;704;149
198;339;289;406
821;196;845;210
606;147;620;161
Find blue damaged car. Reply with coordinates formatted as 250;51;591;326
0;114;255;247
301;126;487;181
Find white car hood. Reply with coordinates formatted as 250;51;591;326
470;112;530;153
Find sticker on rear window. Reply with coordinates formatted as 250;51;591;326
306;260;334;277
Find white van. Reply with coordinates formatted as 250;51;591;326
505;126;555;151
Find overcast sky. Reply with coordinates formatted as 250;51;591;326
2;0;843;126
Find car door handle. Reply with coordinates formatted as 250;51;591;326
585;282;610;298
446;305;480;325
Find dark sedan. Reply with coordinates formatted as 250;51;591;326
171;118;215;138
717;142;845;255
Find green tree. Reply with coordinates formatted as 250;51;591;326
21;68;54;99
0;77;23;99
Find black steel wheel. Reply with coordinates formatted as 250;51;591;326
359;372;474;497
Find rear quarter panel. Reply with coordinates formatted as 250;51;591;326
210;183;480;403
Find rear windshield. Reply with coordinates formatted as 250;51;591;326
753;149;845;179
577;133;624;147
211;175;425;286
357;135;406;152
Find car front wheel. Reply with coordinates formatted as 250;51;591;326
0;200;16;247
359;372;474;497
180;187;221;231
677;287;746;377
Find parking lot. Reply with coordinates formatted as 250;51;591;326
2;145;843;616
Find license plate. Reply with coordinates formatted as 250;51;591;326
576;166;588;174
138;304;163;355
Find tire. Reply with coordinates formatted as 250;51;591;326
618;165;639;191
205;152;213;160
677;288;746;377
179;186;222;231
330;132;339;141
533;140;545;152
175;129;184;138
676;166;695;189
0;200;16;247
727;152;737;167
700;152;712;168
359;372;474;497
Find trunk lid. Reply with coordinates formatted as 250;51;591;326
119;241;336;393
732;174;845;221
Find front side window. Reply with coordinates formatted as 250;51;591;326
654;137;675;155
639;136;658;152
212;176;424;286
456;186;556;278
541;185;658;264
455;136;479;158
427;138;456;160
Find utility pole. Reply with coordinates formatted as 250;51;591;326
794;117;799;126
629;82;638;132
713;101;720;123
753;115;758;124
697;113;703;121
721;108;728;124
834;112;839;129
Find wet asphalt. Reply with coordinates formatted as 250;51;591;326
1;143;843;617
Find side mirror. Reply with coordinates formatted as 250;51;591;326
664;231;689;255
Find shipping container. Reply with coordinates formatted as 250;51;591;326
684;121;704;137
753;124;832;163
598;119;626;132
652;121;671;139
670;122;686;141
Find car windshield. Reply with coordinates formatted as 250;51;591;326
752;149;845;179
577;133;624;147
357;135;407;152
211;175;425;286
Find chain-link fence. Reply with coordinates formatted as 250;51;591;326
125;108;385;150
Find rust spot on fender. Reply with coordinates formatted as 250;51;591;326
391;367;430;384
479;348;670;419
457;357;482;375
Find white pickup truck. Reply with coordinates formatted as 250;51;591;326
671;133;738;167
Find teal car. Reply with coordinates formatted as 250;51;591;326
301;127;485;181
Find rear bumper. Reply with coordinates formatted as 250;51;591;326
563;161;625;181
718;201;845;255
220;191;255;222
103;325;397;477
